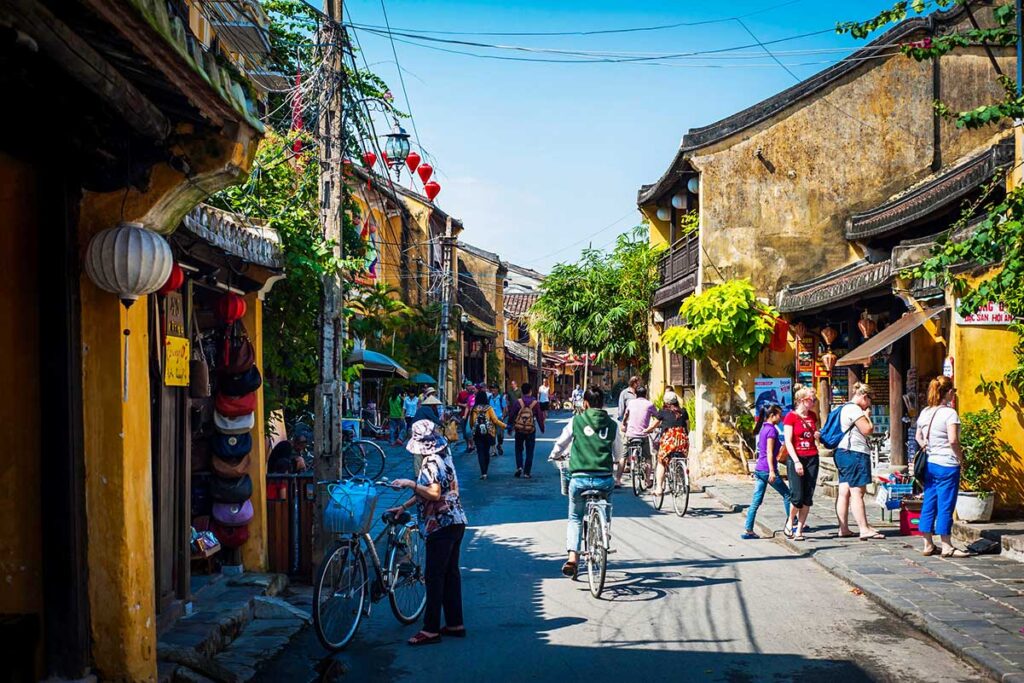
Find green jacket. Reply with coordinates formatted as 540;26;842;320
388;396;404;419
566;409;620;477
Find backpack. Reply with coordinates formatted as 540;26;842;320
474;407;491;437
513;399;536;434
820;403;857;450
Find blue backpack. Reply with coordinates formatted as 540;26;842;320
819;402;856;449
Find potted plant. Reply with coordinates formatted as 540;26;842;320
956;408;1008;522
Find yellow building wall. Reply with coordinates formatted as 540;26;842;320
242;294;268;570
0;154;43;662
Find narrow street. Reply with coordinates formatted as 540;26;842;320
257;413;983;683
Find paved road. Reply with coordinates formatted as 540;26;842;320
257;413;984;682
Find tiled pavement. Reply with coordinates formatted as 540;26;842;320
703;476;1024;682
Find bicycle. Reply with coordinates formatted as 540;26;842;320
574;488;613;598
625;437;651;497
312;479;426;651
342;438;387;480
653;452;691;516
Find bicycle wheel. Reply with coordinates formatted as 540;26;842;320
313;540;368;651
654;465;666;510
638;458;650;493
585;505;607;598
671;459;690;517
630;454;642;497
387;526;427;624
343;440;386;480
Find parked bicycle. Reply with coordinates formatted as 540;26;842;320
573;488;613;598
653;452;690;516
342;437;387;480
312;479;426;651
626;437;651;497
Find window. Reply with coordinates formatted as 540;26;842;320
668;352;695;387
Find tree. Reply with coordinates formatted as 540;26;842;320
842;1;1024;393
530;224;662;372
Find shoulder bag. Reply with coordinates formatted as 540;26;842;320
913;407;941;482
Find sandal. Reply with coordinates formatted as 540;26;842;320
408;631;442;646
561;560;578;577
921;546;938;557
941;548;976;558
783;525;795;539
441;626;467;638
859;532;885;541
836;531;857;538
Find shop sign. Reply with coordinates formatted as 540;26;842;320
754;378;792;416
954;300;1014;326
165;291;186;338
943;356;954;379
164;336;190;387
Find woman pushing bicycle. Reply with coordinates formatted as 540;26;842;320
549;387;623;578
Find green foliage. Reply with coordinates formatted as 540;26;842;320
735;412;755;437
486;350;501;386
837;0;956;39
679;210;700;236
685;396;696;427
959;408;1011;493
661;280;777;369
530;223;663;371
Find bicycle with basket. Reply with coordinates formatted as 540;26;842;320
312;477;426;651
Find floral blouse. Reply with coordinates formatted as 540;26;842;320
417;450;468;537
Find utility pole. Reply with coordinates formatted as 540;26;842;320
437;217;454;404
314;0;345;556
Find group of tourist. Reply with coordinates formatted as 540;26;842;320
744;377;975;557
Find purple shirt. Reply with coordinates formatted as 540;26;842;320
756;423;783;472
624;398;656;438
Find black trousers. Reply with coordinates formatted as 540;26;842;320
514;432;537;474
423;523;466;633
789;455;820;508
475;434;494;474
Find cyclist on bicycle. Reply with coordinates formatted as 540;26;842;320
549;387;623;577
620;385;656;487
644;390;690;496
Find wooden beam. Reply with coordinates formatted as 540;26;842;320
0;0;170;140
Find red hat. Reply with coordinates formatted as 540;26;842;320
215;392;257;417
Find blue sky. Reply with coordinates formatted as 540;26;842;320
346;0;899;272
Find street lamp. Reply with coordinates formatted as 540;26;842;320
384;123;411;180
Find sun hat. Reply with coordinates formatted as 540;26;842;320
422;387;438;397
405;419;448;456
663;390;680;405
421;395;442;406
214;410;254;434
212;499;254;526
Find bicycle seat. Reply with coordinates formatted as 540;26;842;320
627;437;647;444
579;489;609;499
382;510;412;525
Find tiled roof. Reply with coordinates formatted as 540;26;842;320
504;292;539;320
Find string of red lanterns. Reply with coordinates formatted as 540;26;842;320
357;147;442;203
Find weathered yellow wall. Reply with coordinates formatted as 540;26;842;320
242;295;268;569
0;154;43;643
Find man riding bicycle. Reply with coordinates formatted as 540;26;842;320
549;387;623;577
620;385;656;487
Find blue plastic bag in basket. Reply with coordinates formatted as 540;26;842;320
324;480;379;535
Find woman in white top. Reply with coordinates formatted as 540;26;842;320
833;383;884;540
916;376;972;558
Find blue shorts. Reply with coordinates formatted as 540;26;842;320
834;448;871;488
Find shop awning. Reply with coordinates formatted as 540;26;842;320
348;349;409;378
837;307;947;367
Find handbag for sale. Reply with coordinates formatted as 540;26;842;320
215;391;257;417
212;432;252;458
211;520;250;548
211;474;253;503
221;321;255;375
212;452;251;478
189;316;211;399
220;365;262;396
212;499;254;526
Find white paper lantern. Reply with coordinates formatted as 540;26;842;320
655;207;671;221
671;193;686;209
84;222;173;307
687;177;700;194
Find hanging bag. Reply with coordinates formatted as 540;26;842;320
189;315;211;398
914;407;941;483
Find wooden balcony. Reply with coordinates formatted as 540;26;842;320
654;234;698;307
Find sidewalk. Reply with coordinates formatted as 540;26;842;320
703;475;1024;683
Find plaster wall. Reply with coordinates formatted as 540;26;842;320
0;153;43;657
241;294;268;570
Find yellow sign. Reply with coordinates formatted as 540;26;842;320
164;336;191;387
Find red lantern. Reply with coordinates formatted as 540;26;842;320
820;350;838;373
424;180;441;202
217;292;246;324
406;151;421;173
362;151;377;168
417;163;433;184
820;325;838;347
158;262;185;295
381;151;389;168
589;353;597;361
858;312;877;339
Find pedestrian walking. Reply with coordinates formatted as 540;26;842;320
538;380;551;415
388;388;405;445
834;383;884;540
917;376;974;558
403;390;420;439
470;389;506;479
617;375;639;421
388;421;467;645
620;385;656;487
549;386;622;577
644;390;689;495
742;405;790;539
507;379;522;403
783;386;821;540
510;382;545;478
487;384;507;456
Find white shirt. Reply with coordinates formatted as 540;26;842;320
538;385;550;401
918;406;961;468
838;403;871;454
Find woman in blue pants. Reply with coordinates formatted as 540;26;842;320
916;376;974;558
742;405;790;539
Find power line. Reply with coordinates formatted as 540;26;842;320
378;0;426;162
